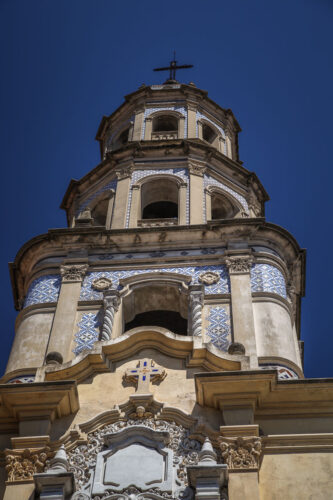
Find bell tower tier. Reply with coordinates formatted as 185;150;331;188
7;77;333;500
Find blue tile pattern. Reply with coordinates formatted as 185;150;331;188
7;375;35;384
77;179;117;216
24;275;61;308
141;106;187;139
260;364;299;380
73;312;101;356
80;265;230;301
203;174;249;222
251;264;287;299
205;306;231;352
126;168;189;227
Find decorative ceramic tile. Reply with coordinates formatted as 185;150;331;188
141;106;187;139
203;174;249;222
77;179;117;215
7;375;35;384
80;265;230;301
126;168;189;227
205;306;231;352
73;312;101;356
260;364;299;380
24;275;61;308
251;264;287;299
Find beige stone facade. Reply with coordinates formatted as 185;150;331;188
1;81;332;499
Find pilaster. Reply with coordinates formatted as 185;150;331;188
111;168;132;229
179;182;187;225
187;104;197;138
132;107;144;141
225;252;258;368
189;163;205;225
46;263;88;364
128;184;140;228
178;115;185;139
144;117;152;140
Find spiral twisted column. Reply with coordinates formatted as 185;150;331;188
188;285;204;337
101;291;120;341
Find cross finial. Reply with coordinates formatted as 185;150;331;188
154;52;193;83
124;358;166;394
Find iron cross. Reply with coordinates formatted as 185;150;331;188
154;52;193;82
125;358;166;394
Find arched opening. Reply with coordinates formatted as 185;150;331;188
91;198;109;226
210;192;240;220
123;284;188;335
151;115;178;140
141;178;178;222
202;123;217;144
112;126;130;151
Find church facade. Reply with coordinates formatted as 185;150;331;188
1;77;333;499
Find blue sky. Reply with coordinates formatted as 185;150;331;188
0;0;332;377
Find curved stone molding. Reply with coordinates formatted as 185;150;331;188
218;436;262;470
259;364;299;380
204;173;249;214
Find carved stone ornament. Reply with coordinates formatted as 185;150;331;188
60;264;88;283
225;256;254;274
198;271;220;286
188;164;205;177
92;277;113;291
218;436;262;470
116;167;132;180
5;447;51;482
67;418;203;499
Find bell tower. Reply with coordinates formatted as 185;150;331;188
2;70;333;500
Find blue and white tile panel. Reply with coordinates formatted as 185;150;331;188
141;106;187;139
260;364;299;380
203;174;249;222
126;168;189;227
196;111;226;153
24;275;61;308
80;265;230;301
205;306;231;352
7;375;35;384
76;179;118;216
250;263;287;299
73;312;101;356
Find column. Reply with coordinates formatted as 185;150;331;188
179;182;187;225
188;285;204;338
144;117;152;140
105;191;115;229
187;104;197;138
101;290;120;341
128;184;141;228
178;115;185;139
218;432;262;500
46;263;88;365
189;164;205;225
111;169;132;229
132;108;144;141
225;253;258;368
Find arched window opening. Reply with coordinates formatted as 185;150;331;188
151;115;178;140
123;285;188;336
91;198;109;226
202;123;217;144
140;178;179;224
211;193;239;220
112;127;130;151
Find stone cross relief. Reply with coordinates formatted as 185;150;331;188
124;359;166;394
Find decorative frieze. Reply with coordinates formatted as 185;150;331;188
218;436;262;470
60;264;88;283
5;447;50;482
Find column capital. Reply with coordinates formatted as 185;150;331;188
224;254;254;275
218;435;262;471
188;163;206;177
103;290;121;310
60;264;88;283
116;167;132;180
